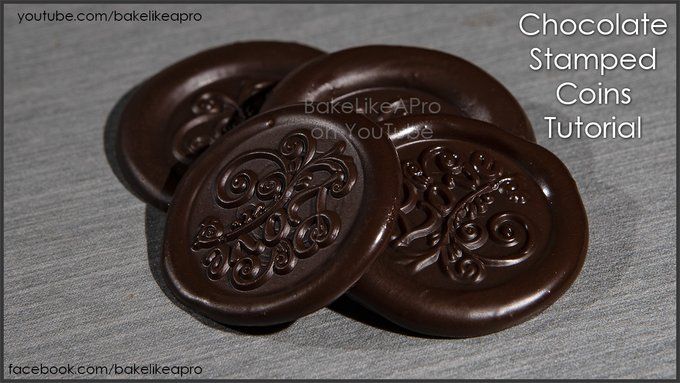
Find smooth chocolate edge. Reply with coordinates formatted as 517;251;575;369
161;106;402;326
348;115;588;338
116;83;171;211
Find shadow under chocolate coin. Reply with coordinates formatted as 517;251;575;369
328;295;442;339
144;204;293;335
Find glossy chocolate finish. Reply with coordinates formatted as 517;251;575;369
117;41;324;210
349;115;588;338
162;106;401;326
261;45;534;141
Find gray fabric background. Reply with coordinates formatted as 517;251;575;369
3;3;677;380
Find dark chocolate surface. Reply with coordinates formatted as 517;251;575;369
116;41;324;210
162;106;401;326
261;45;535;141
349;115;588;338
9;3;675;378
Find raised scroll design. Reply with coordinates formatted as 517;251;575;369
190;130;357;290
172;80;274;162
394;146;533;283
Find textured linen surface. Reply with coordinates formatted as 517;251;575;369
3;3;676;379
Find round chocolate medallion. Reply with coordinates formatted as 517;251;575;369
261;45;534;141
349;115;588;338
162;106;401;326
117;41;324;209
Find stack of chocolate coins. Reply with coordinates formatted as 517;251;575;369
114;41;588;338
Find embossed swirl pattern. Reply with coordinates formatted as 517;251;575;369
172;80;273;162
191;129;358;290
394;146;533;283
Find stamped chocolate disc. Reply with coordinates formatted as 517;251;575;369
349;115;587;338
261;45;534;141
117;41;324;209
162;106;401;326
